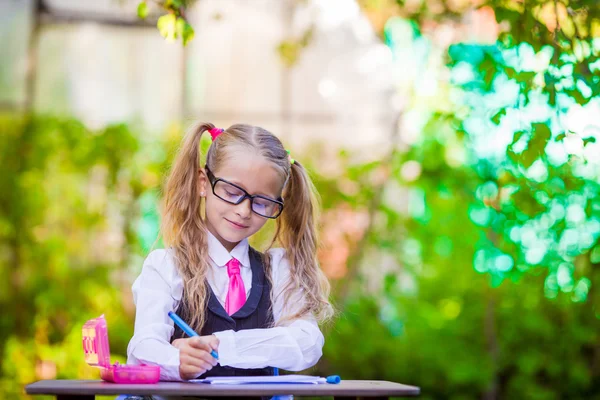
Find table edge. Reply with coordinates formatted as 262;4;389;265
25;380;421;396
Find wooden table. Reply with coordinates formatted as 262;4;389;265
26;379;420;399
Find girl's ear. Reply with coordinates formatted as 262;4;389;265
198;168;208;197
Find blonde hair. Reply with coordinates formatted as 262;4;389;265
160;122;333;332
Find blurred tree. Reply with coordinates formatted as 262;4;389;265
0;114;152;398
309;1;600;399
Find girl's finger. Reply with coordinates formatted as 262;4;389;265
186;347;218;366
180;364;205;380
189;337;212;352
181;353;214;371
208;336;220;350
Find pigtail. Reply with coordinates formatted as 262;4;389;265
278;160;334;324
161;122;214;332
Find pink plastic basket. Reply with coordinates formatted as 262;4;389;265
82;315;160;384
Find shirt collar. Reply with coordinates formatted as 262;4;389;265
207;230;250;268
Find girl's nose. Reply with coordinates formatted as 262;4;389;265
234;198;252;218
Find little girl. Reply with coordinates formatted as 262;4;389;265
127;122;333;381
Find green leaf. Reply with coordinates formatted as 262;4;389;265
479;56;497;89
157;14;177;41
176;17;195;46
564;88;589;105
519;123;550;168
516;71;536;84
511;130;527;145
491;108;506;125
176;17;185;37
494;8;522;26
505;66;517;79
137;2;148;19
277;41;301;67
530;123;551;150
520;146;538;168
182;24;195;46
299;27;314;48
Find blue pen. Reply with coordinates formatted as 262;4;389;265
168;311;219;359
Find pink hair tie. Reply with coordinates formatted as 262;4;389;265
209;127;224;141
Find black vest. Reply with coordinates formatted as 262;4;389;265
171;246;275;377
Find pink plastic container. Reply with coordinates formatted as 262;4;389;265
82;315;160;384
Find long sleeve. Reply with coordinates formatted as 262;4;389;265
213;248;325;371
126;249;184;381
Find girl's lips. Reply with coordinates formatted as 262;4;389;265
225;218;248;229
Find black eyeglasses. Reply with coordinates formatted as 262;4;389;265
205;167;284;219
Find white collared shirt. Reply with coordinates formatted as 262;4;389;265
204;232;253;306
126;232;325;381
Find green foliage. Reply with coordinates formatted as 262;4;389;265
309;1;600;397
137;2;148;20
0;114;161;398
157;14;178;41
138;0;196;46
277;27;315;67
305;112;600;397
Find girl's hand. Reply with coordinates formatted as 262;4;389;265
172;335;220;380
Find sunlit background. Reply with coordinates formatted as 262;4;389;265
1;0;600;398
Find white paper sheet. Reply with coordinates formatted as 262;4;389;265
189;375;327;385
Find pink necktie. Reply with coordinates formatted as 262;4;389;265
225;258;246;315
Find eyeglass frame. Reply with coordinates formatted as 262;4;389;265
204;166;285;219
